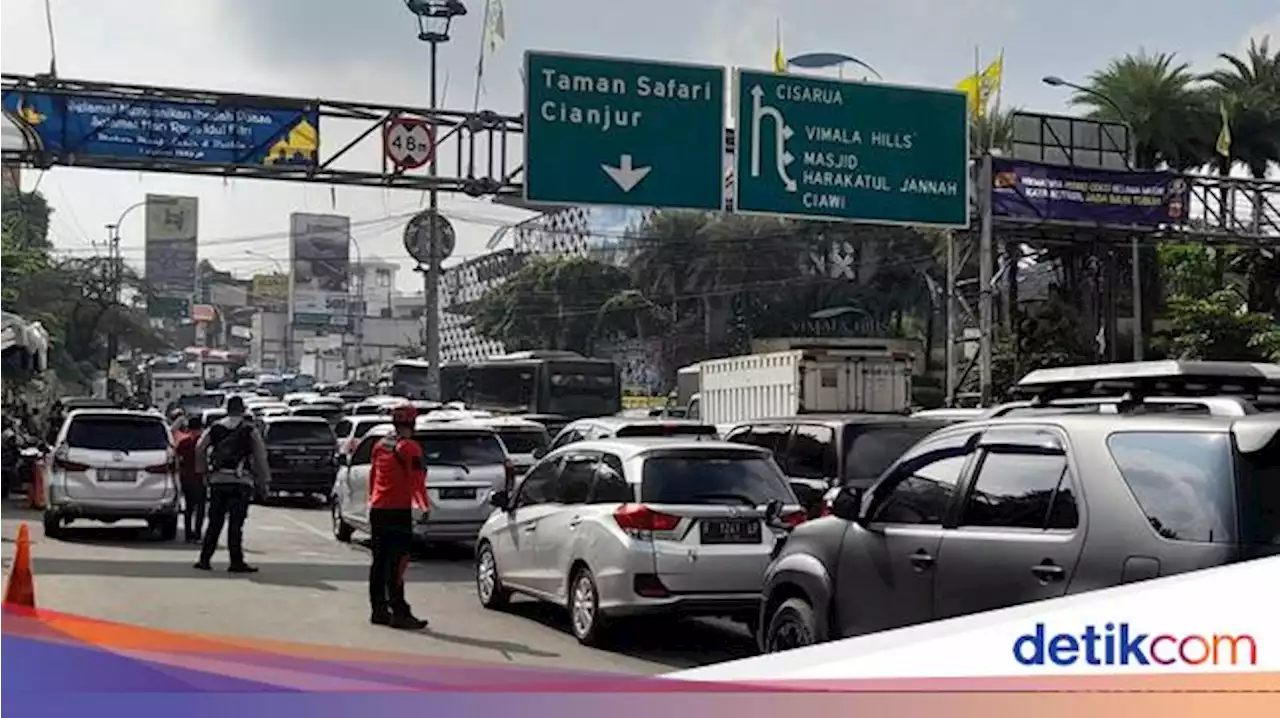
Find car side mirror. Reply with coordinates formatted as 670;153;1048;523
831;486;865;523
489;489;510;510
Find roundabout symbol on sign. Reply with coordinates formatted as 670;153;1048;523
403;211;456;264
384;116;435;170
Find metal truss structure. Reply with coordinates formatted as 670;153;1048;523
1;74;524;198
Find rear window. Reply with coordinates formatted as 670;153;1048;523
67;416;169;452
265;421;336;444
1108;432;1236;544
640;450;796;506
498;429;548;454
842;424;945;483
415;432;506;465
354;421;386;438
293;406;343;422
1239;435;1280;546
615;423;717;438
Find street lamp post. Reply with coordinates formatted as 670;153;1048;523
104;201;148;382
1042;76;1144;361
245;250;291;370
405;0;467;401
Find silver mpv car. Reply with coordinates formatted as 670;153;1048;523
474;438;805;645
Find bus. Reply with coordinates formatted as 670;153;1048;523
464;351;621;420
384;359;468;401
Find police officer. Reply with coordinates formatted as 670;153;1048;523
367;404;429;629
193;396;270;573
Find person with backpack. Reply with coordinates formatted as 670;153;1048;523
174;413;206;543
193;396;270;573
366;403;430;629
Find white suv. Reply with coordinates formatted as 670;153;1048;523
43;409;180;540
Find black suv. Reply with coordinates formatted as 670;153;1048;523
259;416;339;500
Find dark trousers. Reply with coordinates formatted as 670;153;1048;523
200;484;252;567
183;485;206;538
369;508;414;617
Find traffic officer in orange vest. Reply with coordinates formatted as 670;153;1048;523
367;403;430;629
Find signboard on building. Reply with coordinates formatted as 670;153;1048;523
991;159;1190;227
289;213;351;327
144;194;199;317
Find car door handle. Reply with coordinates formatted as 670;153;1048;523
909;549;935;572
1032;561;1066;582
522;524;538;533
567;516;582;529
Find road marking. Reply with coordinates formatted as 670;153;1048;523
273;512;334;541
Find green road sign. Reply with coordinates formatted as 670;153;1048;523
524;51;726;210
148;296;189;319
733;70;970;227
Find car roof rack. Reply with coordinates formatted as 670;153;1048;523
1012;361;1280;405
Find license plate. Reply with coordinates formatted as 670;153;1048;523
99;469;136;483
438;487;477;500
700;518;762;544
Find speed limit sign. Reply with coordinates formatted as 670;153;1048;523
384;116;435;170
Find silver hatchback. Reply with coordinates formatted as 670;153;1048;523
474;438;805;645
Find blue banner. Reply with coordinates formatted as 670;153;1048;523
2;91;319;167
992;158;1190;227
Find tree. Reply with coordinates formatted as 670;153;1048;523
1155;243;1280;361
469;254;639;355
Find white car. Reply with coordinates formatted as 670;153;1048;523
42;409;180;540
332;414;392;459
331;420;515;544
471;416;550;475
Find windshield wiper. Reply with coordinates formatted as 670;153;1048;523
429;461;471;474
686;492;757;507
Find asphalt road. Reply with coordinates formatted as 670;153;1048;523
0;498;757;675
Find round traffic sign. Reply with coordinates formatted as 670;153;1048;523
403;211;456;264
384;117;435;170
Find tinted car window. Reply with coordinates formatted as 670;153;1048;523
556;454;598;504
870;454;967;525
334;420;353;438
265;421;335;444
614;423;718;438
550;427;586;451
66;416;168;451
354;421;385;438
590;454;632;503
842;424;946;484
293;406;344;422
787;424;836;479
516;460;558;508
961;451;1072;530
640;450;795;506
1240;435;1279;546
1108;432;1236;544
352;436;380;465
737;424;792;455
416;432;506;465
498;429;548;454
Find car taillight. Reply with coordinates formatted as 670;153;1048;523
54;458;89;472
613;504;681;532
781;510;808;528
144;464;171;474
819;502;834;518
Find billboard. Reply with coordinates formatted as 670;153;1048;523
1;91;319;167
144;195;199;317
992;158;1190;227
250;273;289;309
289;213;351;328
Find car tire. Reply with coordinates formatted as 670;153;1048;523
331;499;354;543
763;597;821;654
567;565;608;646
475;542;511;609
42;510;63;539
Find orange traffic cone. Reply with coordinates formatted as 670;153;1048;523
3;522;36;609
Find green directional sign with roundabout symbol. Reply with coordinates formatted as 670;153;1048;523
733;70;970;227
523;50;727;210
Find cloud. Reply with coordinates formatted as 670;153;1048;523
1239;11;1280;51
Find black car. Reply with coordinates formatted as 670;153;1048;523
259;416;339;500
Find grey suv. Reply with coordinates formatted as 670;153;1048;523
758;413;1279;653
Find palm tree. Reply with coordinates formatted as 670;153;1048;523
1070;50;1215;171
970;107;1018;156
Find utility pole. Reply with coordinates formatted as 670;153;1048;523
977;153;995;406
104;223;121;378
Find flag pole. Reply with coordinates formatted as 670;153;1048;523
472;0;491;112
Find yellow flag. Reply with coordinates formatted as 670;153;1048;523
955;74;981;115
773;19;787;73
1216;101;1232;158
956;56;1003;118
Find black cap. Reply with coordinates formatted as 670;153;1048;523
227;396;246;415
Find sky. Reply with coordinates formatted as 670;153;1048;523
3;0;1278;292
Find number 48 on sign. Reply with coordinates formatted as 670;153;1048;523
384;116;436;170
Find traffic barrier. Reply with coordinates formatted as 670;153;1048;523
3;522;36;609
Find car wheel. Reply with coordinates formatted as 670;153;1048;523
475;542;510;609
764;597;821;654
331;499;354;542
567;565;608;646
42;510;63;539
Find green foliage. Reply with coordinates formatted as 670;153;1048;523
1160;290;1280;361
992;291;1095;398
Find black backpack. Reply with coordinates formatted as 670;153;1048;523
207;421;255;472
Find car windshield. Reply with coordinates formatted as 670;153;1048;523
615;423;717;438
497;429;547;454
843;423;946;483
66;416;168;452
177;394;222;412
640;450;796;506
265;422;335;444
415;432;506;465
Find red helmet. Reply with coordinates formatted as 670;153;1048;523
390;404;419;425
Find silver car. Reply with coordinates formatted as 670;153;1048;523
472;416;551;475
474;438;805;646
332;420;515;543
42;409;180;540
